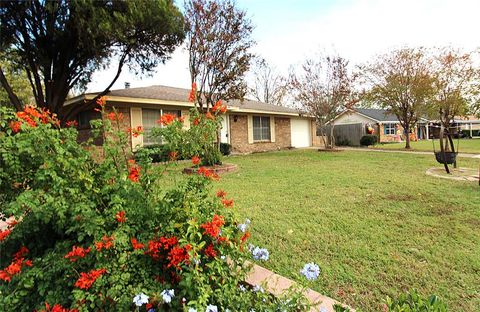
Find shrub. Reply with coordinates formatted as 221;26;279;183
0;106;311;311
386;289;447;311
134;144;187;163
360;135;378;146
150;103;227;166
220;143;232;156
335;136;351;146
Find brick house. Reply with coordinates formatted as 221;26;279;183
65;85;322;153
329;108;429;145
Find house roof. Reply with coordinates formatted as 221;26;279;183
354;108;399;122
68;85;303;116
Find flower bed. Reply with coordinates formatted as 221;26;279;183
183;163;238;175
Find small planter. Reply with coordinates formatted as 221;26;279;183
183;163;238;175
434;151;457;165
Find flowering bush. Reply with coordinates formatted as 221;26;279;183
0;106;311;311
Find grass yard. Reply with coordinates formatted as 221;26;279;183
209;150;479;311
375;138;480;154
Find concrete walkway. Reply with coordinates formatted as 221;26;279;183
245;262;354;312
335;147;480;159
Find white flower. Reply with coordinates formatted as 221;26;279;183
300;262;320;281
133;293;149;307
161;289;175;304
253;285;264;293
245;218;251;225
239;285;247;292
251;246;269;261
237;223;248;233
206;304;218;312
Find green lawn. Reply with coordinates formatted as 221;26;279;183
375;138;480;154
210;150;479;311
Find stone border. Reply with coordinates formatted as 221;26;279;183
183;163;238;175
245;261;354;312
425;167;480;182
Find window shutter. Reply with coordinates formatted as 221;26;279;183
270;116;275;142
181;110;190;130
247;115;253;144
130;107;143;151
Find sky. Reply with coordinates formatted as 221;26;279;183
86;0;480;93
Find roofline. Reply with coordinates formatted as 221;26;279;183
65;94;307;117
328;108;380;124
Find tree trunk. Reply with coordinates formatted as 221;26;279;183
447;132;457;168
439;123;450;174
404;124;411;149
0;67;23;111
329;124;335;149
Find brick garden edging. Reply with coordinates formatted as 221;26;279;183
182;163;238;175
245;261;355;312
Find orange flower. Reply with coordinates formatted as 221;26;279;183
211;100;222;113
200;214;225;238
95;236;114;252
0;247;31;282
158;114;176;126
222;198;234;208
131;238;144;250
220;105;227;113
128;166;140;182
64;246;91;262
178;116;185;123
74;268;106;290
193;118;200;126
197;167;220;181
115;211;126;223
189;82;197;102
0;229;11;241
216;190;227;198
204;244;217;258
96;96;107;107
65;120;78;127
241;231;250;243
106;112;124;122
169;151;178;161
129;126;144;137
205;111;215;120
9;121;22;133
191;156;201;165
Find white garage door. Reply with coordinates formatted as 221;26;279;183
290;118;311;148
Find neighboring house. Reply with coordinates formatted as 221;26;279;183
328;108;429;145
64;85;322;153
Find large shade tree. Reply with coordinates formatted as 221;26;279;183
248;58;288;106
429;48;480;172
0;53;33;108
0;0;185;121
289;53;356;149
361;47;435;149
185;0;254;110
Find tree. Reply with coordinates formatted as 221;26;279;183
429;48;480;172
185;0;254;110
289;53;356;149
248;58;288;106
0;0;185;121
361;48;435;149
0;53;33;108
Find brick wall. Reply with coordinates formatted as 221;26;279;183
229;115;292;153
379;123;418;143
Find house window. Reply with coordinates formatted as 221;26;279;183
253;116;271;141
384;123;396;135
77;111;101;129
142;109;181;145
